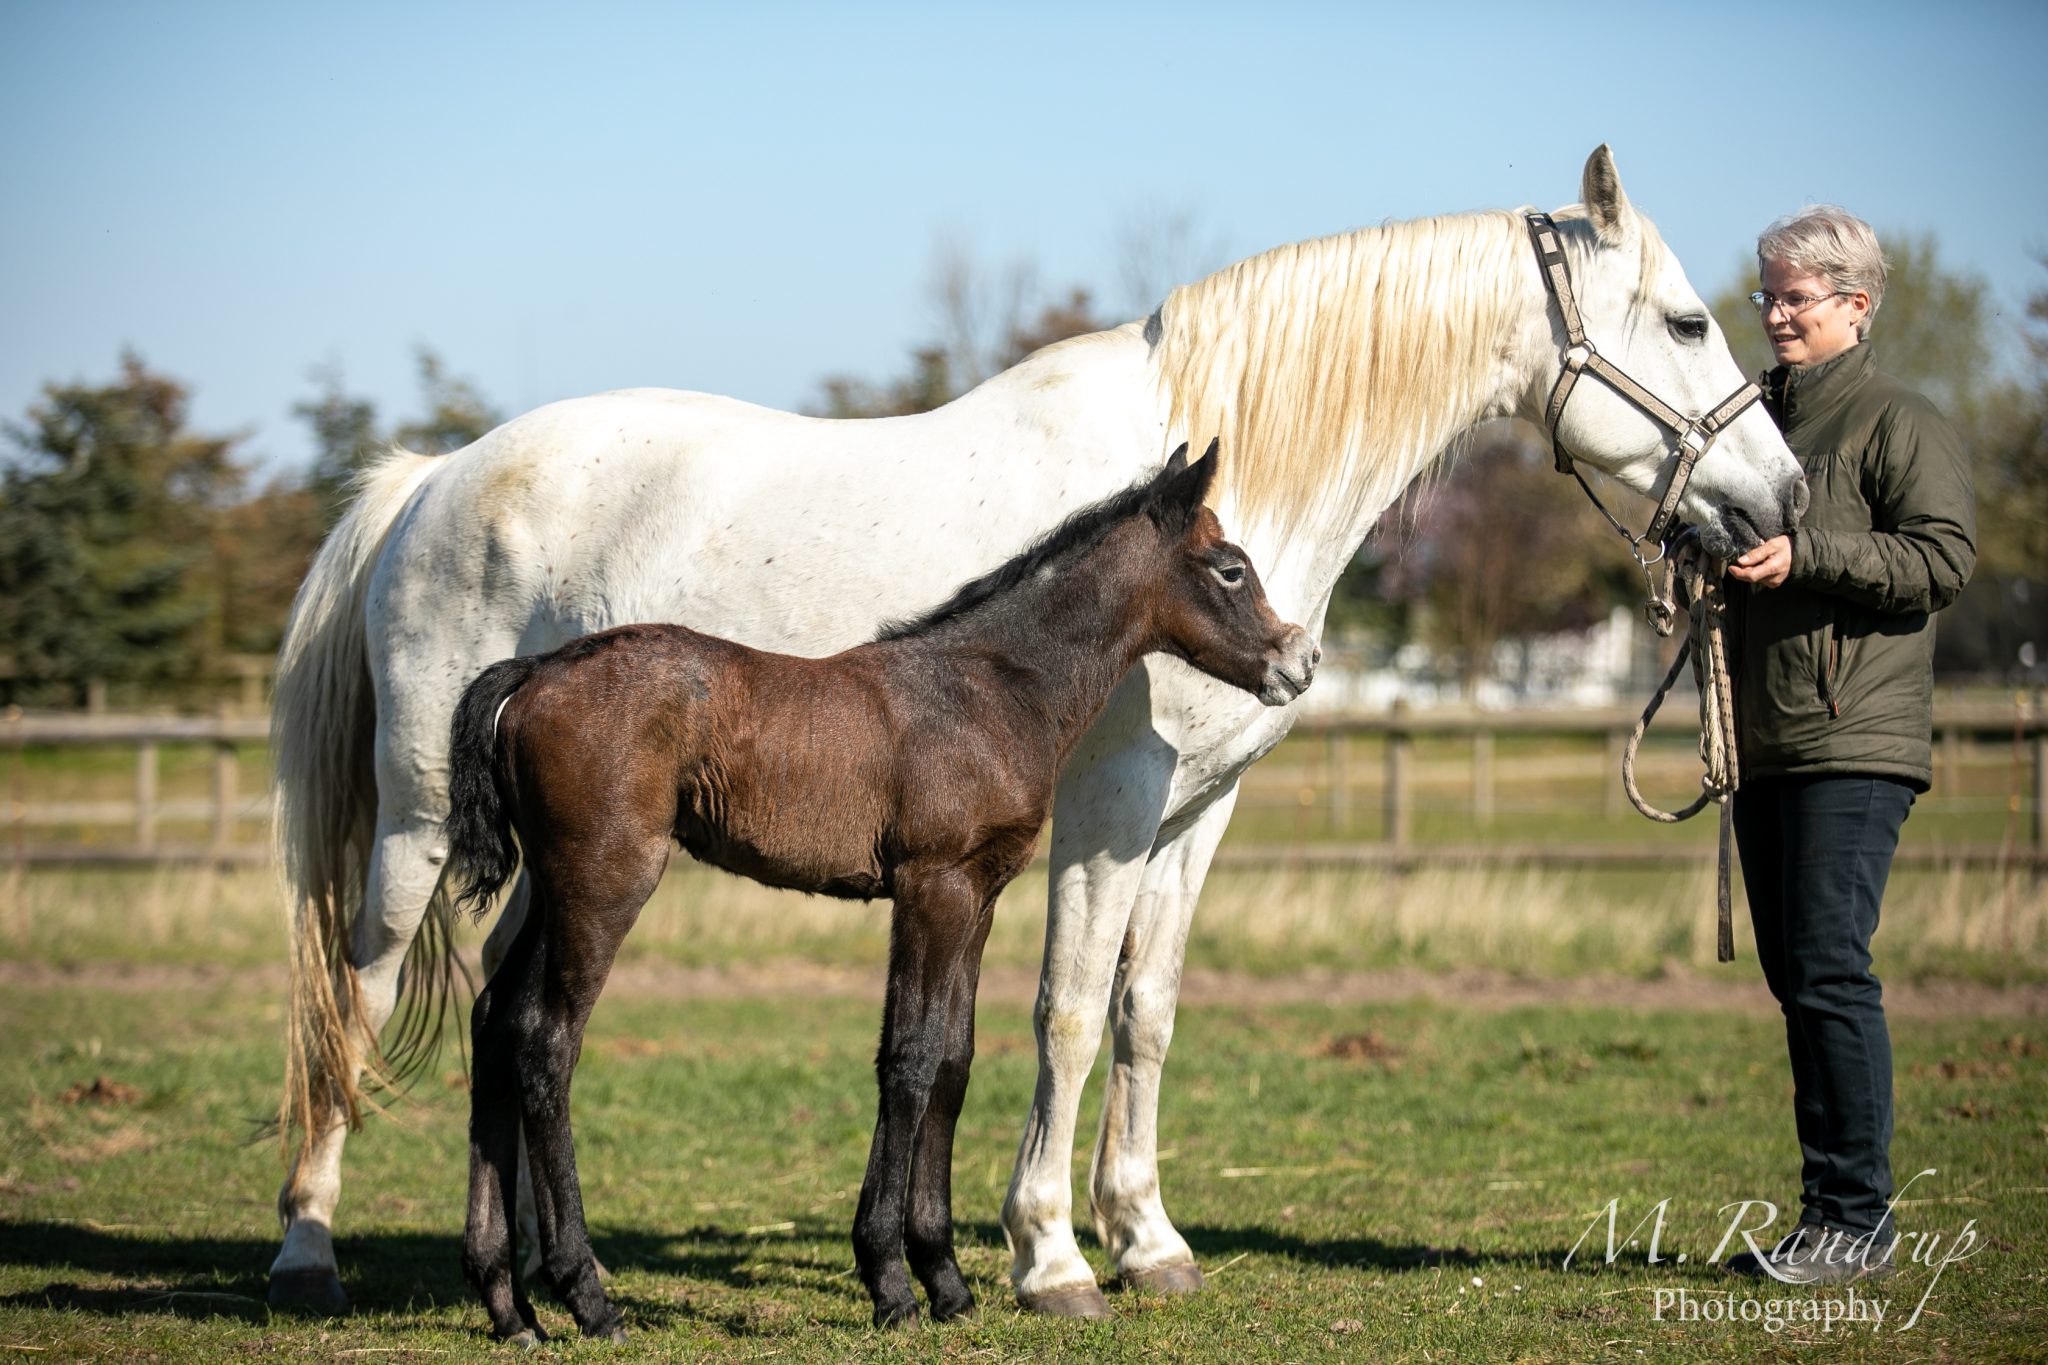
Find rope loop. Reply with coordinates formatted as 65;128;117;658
1618;535;1743;961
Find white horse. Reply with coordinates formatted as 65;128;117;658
267;147;1804;1317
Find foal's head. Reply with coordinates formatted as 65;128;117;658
1140;440;1317;706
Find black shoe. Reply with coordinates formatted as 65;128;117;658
1725;1222;1897;1284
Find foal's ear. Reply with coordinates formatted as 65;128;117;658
1581;144;1634;246
1148;437;1220;535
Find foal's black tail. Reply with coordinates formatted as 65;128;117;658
446;654;545;921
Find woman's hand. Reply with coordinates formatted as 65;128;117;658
1728;534;1793;589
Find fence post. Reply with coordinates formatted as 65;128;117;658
1942;726;1962;790
136;742;159;849
212;704;236;851
1385;705;1411;847
1472;729;1495;825
2033;723;2045;874
1327;731;1350;834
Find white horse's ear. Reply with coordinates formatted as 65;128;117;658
1581;144;1634;245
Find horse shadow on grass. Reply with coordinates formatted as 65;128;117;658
0;1215;1586;1333
0;1216;864;1333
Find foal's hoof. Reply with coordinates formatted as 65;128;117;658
503;1328;545;1351
931;1297;979;1324
1119;1261;1206;1296
873;1301;922;1331
1017;1282;1112;1319
266;1266;349;1314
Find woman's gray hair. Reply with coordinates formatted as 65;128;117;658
1757;206;1887;337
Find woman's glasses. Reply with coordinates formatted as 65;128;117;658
1749;289;1846;317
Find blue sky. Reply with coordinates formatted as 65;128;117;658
3;1;2043;475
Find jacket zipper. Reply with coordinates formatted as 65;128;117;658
1823;630;1842;719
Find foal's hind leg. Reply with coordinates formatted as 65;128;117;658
513;850;665;1341
903;895;999;1322
463;917;546;1344
479;873;605;1288
853;867;983;1328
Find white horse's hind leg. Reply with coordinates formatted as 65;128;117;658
269;813;449;1309
1002;735;1175;1318
1090;782;1239;1293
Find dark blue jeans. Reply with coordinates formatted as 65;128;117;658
1732;774;1915;1236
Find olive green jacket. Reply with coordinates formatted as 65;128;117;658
1730;343;1976;790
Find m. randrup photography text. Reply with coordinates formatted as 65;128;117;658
1654;1286;1887;1334
1562;1170;1983;1331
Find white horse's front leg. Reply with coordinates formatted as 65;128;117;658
1091;780;1238;1292
1001;733;1175;1318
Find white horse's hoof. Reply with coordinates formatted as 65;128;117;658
267;1266;349;1314
1119;1261;1205;1295
1017;1282;1112;1319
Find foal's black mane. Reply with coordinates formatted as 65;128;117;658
873;473;1160;643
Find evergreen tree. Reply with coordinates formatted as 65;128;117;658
0;353;244;702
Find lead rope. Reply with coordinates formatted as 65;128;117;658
1619;538;1741;962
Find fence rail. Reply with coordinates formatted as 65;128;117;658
7;703;2044;872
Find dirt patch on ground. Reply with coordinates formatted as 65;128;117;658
6;958;2039;1019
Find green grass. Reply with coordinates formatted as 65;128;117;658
1;977;2044;1361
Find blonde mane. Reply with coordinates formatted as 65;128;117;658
1154;205;1668;540
1155;209;1530;539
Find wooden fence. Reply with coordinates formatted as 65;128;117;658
5;703;2044;872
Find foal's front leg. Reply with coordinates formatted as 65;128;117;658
902;895;999;1321
853;868;982;1328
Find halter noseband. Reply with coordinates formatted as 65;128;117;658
1524;211;1762;570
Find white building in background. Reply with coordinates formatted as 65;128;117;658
1301;605;1681;714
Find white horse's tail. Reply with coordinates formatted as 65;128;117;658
271;447;440;1160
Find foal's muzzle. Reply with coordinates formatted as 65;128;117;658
1257;627;1319;707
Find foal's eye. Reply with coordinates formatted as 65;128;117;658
1212;562;1246;587
1670;314;1709;342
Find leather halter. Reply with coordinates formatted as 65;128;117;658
1524;211;1763;566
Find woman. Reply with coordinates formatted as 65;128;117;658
1721;206;1976;1282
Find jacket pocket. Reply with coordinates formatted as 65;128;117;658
1812;602;1843;719
1820;625;1842;718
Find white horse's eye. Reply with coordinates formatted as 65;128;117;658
1670;314;1709;342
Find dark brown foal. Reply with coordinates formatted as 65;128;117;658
446;439;1316;1341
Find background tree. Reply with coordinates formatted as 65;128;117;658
811;249;1106;419
1356;422;1637;694
393;347;502;455
0;353;246;703
294;361;382;521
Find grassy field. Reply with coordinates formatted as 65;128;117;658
4;717;2045;1359
1;971;2044;1362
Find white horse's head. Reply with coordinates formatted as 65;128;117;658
1531;147;1806;559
